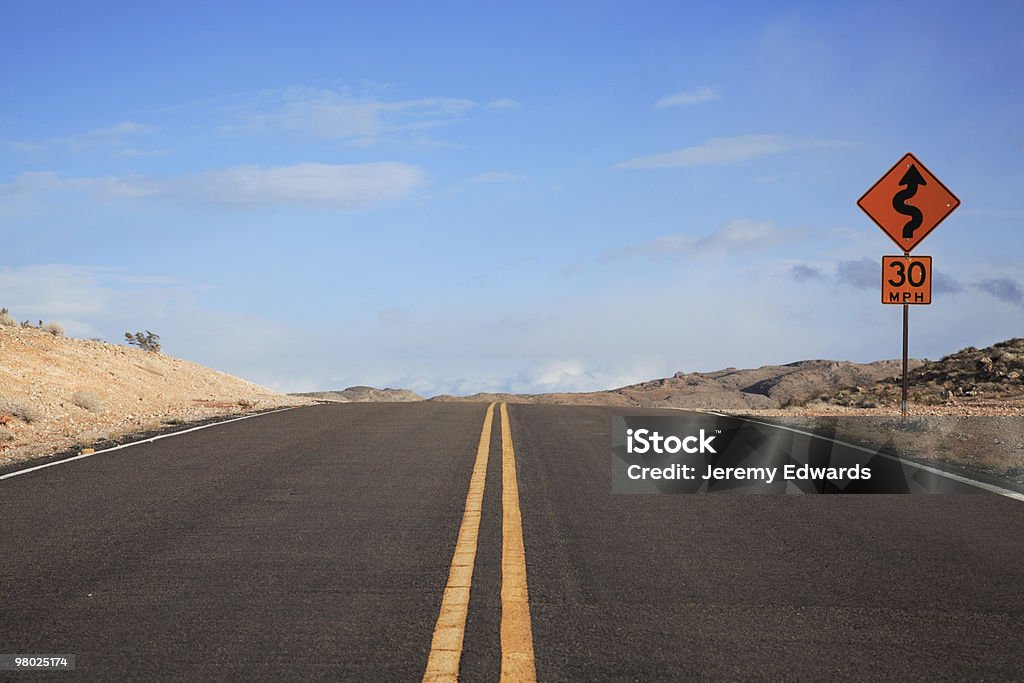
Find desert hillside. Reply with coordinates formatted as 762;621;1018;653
815;338;1024;410
0;325;312;468
432;340;1024;415
432;358;922;410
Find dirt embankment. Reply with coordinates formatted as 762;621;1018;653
0;325;312;468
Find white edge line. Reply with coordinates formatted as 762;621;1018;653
0;407;298;482
698;410;1024;503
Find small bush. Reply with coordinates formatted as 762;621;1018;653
42;321;64;337
72;390;105;414
0;399;39;423
125;330;161;353
0;427;14;443
0;308;16;327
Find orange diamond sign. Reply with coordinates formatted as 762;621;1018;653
857;152;960;253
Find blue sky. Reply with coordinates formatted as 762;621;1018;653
2;0;1022;395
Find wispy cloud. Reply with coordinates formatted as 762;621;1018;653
803;259;972;296
975;277;1023;304
231;87;476;143
618;134;854;169
485;98;520;110
468;171;521;184
959;207;1024;221
113;147;168;159
0;170;150;199
654;86;718;108
0;162;424;209
604;220;804;261
185;162;422;208
835;258;878;289
85;122;157;139
8;121;157;153
791;264;827;282
0;171;60;196
933;272;964;295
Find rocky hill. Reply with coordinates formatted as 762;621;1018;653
432;358;920;410
819;338;1024;408
292;386;423;403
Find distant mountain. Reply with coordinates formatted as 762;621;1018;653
297;340;1024;411
293;386;423;403
431;358;918;409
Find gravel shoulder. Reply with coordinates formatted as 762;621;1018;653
712;404;1024;486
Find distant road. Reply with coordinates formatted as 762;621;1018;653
2;403;1023;680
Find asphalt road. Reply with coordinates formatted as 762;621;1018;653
2;403;1023;681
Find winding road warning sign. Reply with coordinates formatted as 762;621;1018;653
858;153;959;253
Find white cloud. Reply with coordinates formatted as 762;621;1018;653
114;147;168;159
654;86;719;108
7;121;157;153
66;174;159;199
184;162;423;208
0;171;64;196
0;162;424;209
485;98;520;110
618;134;854;169
84;121;157;139
236;87;476;142
604;220;804;260
468;171;521;183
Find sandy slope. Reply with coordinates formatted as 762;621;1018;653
0;326;312;467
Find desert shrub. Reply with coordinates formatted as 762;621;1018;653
0;427;13;443
0;399;39;423
0;308;16;327
72;390;105;414
124;330;161;353
42;321;64;337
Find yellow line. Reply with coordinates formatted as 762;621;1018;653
423;402;496;682
500;402;537;682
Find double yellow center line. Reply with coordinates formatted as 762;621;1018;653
423;402;537;682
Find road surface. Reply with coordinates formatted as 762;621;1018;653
2;403;1022;680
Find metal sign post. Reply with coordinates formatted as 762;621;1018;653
902;296;909;419
859;154;959;420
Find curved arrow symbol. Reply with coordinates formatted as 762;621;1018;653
892;164;927;239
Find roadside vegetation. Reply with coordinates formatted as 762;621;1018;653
124;330;161;353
